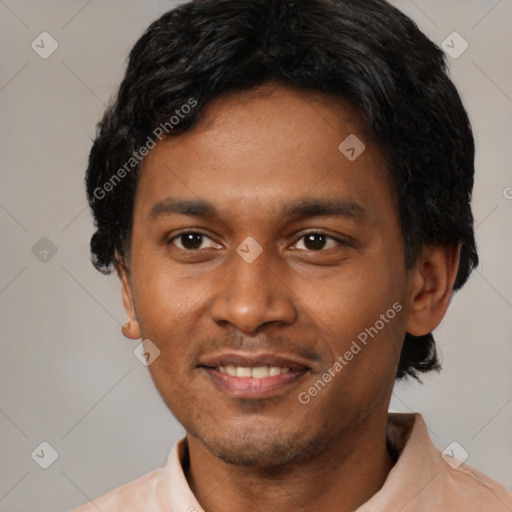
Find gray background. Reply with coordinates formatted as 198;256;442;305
0;1;511;511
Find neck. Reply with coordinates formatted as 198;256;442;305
184;410;395;512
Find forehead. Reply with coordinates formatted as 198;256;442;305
135;83;395;225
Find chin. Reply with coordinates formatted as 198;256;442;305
193;425;329;469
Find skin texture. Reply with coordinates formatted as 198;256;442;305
118;82;460;511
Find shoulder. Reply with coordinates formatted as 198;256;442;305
71;438;196;512
72;467;167;512
381;413;512;511
440;459;512;510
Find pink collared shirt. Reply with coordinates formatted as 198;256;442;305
72;413;512;511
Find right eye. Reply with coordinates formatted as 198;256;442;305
167;231;220;251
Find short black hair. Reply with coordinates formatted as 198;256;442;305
86;0;478;381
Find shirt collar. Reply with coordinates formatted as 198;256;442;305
356;412;442;511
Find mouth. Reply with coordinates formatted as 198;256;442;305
197;353;312;399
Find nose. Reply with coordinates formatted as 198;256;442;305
210;247;297;333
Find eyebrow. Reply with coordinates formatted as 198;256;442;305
283;198;366;222
148;196;367;223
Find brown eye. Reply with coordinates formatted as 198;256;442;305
295;233;341;251
169;232;217;250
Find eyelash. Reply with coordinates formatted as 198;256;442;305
167;230;352;252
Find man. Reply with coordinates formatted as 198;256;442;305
75;0;512;510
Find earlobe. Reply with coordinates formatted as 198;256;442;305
122;319;141;340
115;254;141;340
405;243;461;337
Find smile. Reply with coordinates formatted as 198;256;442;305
201;366;309;398
217;365;291;378
198;352;313;398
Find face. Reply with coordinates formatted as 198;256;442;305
121;83;413;467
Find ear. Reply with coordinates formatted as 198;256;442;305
405;243;461;336
114;253;141;340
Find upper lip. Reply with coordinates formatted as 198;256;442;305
198;352;312;371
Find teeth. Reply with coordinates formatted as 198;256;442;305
251;366;269;378
270;366;288;376
217;365;291;378
226;365;237;376
236;366;252;377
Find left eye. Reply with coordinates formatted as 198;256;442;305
294;233;341;251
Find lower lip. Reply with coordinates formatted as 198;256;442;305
202;367;308;398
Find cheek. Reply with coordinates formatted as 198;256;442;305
130;261;218;366
132;249;202;320
302;261;400;328
298;256;406;377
